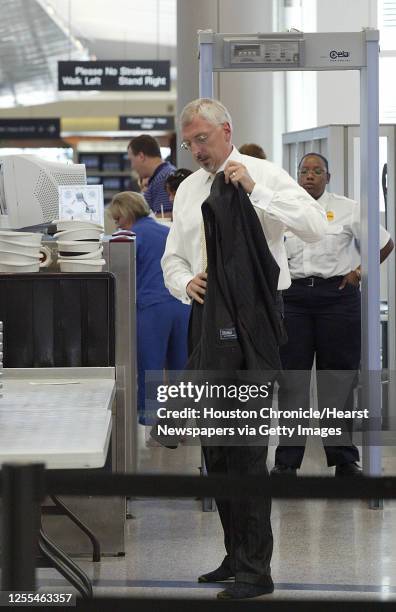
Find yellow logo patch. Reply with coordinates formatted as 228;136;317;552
326;210;335;221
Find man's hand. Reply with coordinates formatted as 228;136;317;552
224;161;255;195
339;270;360;290
187;272;207;304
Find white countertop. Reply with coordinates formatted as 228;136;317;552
0;370;115;469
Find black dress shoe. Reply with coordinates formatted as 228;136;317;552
335;461;362;476
198;565;234;583
217;581;274;600
270;464;297;476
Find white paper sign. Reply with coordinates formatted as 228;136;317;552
58;185;104;226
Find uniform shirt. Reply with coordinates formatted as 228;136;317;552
285;191;391;279
161;147;327;303
131;216;177;309
145;161;176;214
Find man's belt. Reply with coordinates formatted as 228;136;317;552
291;276;344;287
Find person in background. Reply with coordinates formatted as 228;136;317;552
165;132;177;166
239;143;267;160
160;97;327;600
127;135;176;218
108;191;190;435
272;152;394;476
164;168;193;204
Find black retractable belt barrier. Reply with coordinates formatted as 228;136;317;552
1;463;45;591
1;466;396;609
42;471;396;500
68;598;395;611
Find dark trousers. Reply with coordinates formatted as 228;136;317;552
202;445;273;585
275;277;361;468
189;300;274;585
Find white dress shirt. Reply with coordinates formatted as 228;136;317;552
162;147;327;303
285;191;391;279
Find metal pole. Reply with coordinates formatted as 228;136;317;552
360;30;382;498
385;129;396;435
198;30;214;98
198;30;216;512
2;464;45;591
108;238;137;474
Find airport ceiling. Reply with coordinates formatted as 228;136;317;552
0;0;176;106
46;0;176;48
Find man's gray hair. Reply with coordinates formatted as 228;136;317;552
180;98;233;130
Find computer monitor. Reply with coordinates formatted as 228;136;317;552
0;155;87;229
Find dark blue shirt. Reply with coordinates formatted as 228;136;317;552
131;216;176;309
145;161;176;214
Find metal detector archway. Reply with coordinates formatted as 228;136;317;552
199;29;382;505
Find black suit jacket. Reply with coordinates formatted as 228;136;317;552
151;173;284;446
188;171;283;373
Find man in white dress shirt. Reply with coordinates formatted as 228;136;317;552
160;99;327;600
272;152;394;476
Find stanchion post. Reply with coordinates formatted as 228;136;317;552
2;463;45;591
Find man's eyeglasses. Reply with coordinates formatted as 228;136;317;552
180;134;209;152
298;168;327;176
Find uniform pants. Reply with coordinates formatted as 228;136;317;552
190;301;273;585
275;277;361;468
137;300;190;425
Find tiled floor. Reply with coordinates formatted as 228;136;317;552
38;427;396;603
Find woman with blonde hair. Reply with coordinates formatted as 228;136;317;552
108;192;190;431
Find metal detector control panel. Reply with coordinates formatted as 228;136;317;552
223;36;304;69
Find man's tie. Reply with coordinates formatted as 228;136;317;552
200;173;216;273
200;219;207;273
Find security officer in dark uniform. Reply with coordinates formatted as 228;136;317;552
272;153;394;476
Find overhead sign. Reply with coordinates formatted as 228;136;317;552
119;116;174;131
0;118;60;139
58;61;171;91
